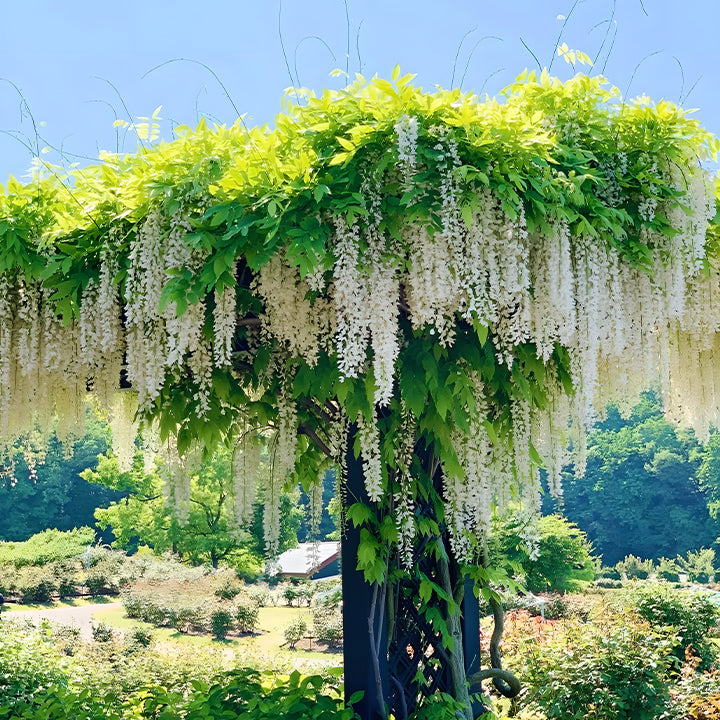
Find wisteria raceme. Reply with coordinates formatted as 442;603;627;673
395;477;416;569
255;252;326;366
233;431;262;525
530;366;571;499
109;392;139;473
394;411;417;569
367;259;400;406
332;217;370;378
309;476;323;539
213;280;237;367
125;206;214;412
159;441;200;527
445;420;509;563
395;114;418;190
529;221;574;360
357;410;384;502
273;389;299;483
263;470;281;559
443;377;503;562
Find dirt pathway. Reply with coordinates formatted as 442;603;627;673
3;602;122;638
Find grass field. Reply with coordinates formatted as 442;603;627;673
3;594;340;666
90;602;336;663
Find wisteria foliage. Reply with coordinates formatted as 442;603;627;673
0;69;719;569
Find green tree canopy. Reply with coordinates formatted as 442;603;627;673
0;415;122;542
491;513;596;594
85;449;301;568
551;394;719;565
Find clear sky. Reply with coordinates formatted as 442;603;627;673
0;0;718;180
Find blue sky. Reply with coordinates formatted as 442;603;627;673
0;0;718;180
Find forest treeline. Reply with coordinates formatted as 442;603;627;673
548;392;720;565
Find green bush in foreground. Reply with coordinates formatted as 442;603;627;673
624;581;720;670
180;669;358;720
523;617;676;719
2;660;359;720
0;622;70;718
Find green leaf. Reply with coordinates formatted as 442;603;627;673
336;136;355;152
419;578;432;603
346;502;374;527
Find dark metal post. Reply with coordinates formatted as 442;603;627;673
462;575;480;676
462;575;487;716
341;428;388;720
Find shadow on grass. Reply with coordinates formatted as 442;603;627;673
4;594;118;611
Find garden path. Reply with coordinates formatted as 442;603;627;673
2;602;122;638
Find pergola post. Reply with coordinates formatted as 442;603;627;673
341;431;389;720
341;429;487;719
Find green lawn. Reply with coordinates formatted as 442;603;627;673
3;596;339;665
92;603;335;663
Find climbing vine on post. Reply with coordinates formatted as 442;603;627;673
1;66;719;717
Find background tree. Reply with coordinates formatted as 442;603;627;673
296;468;338;543
86;450;301;569
0;415;122;542
547;393;719;565
491;513;596;594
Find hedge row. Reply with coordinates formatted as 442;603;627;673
122;582;260;639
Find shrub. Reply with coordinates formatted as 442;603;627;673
284;617;308;649
616;554;653;580
596;566;621;580
0;621;71;718
246;586;270;607
181;668;358;720
15;566;57;603
313;582;342;607
624;582;720;670
0;565;12;596
121;580;214;631
235;596;260;633
503;593;567;620
0;527;96;568
210;607;234;641
127;626;153;648
593;577;622;589
657;557;681;582
313;605;343;647
54;564;80;598
214;577;243;600
92;621;114;642
687;693;720;719
139;600;169;627
172;604;209;633
85;571;109;596
523;617;675;719
282;580;314;607
678;548;717;584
